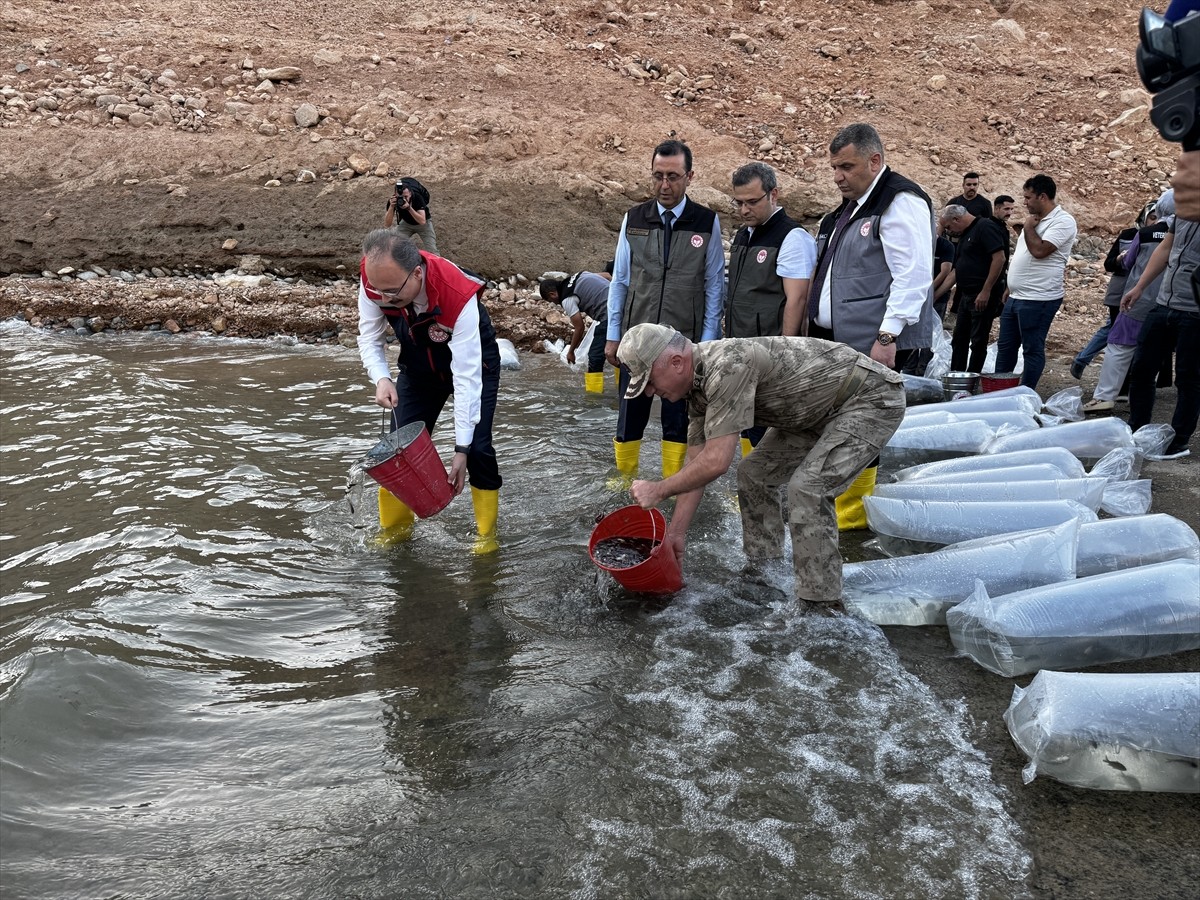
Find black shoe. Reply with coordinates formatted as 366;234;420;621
1161;440;1191;459
1070;360;1085;380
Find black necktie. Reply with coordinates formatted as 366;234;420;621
662;210;675;266
808;202;856;320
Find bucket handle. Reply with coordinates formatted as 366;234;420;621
380;407;393;437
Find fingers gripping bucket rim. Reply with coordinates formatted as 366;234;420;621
588;505;684;594
364;422;453;519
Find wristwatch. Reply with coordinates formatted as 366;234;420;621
454;444;471;455
876;332;897;346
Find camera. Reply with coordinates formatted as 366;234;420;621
1136;7;1200;149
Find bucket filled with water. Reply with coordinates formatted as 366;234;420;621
363;421;453;518
589;505;683;594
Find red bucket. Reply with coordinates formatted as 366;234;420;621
364;422;453;519
588;505;683;594
981;372;1022;393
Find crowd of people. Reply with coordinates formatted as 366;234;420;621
353;120;1198;615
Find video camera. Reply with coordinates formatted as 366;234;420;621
1136;7;1200;149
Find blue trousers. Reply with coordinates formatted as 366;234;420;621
1074;306;1120;368
995;296;1062;389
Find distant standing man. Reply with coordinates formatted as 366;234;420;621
808;122;935;527
605;139;724;483
994;174;1078;388
539;271;612;393
949;172;993;220
941;204;1008;374
619;324;904;616
357;230;500;552
384;177;439;256
726;161;817;454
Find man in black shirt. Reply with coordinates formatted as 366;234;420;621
949;172;993;221
384;177;439;255
942;204;1007;373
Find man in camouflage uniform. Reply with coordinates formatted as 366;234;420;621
620;323;904;613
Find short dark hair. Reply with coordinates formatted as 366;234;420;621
963;171;980;181
995;194;1015;205
653;138;692;172
538;279;562;303
362;229;422;270
829;123;884;159
732;161;778;192
1023;174;1057;200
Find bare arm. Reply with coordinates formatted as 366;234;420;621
1021;215;1059;260
780;277;810;337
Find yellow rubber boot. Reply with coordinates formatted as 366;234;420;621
740;437;753;458
471;486;500;555
661;440;688;478
835;466;877;532
376;487;415;545
584;371;604;394
607;438;641;491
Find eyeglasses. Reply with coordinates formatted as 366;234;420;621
651;172;687;184
376;267;417;304
732;193;768;209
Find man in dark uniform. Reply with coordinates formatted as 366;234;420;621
942;204;1008;374
949;172;993;221
539;271;612;393
357;230;501;552
604;139;724;484
726;161;817;455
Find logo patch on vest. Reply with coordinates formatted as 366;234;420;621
690;234;704;248
859;221;872;237
756;249;769;264
428;324;452;343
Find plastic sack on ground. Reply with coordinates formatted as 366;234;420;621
1100;480;1153;517
1076;515;1200;577
1043;386;1084;421
923;328;953;381
891;446;1087;482
903;392;1042;417
874;477;1107;510
843;520;1079;626
955;384;1041;407
902;373;945;406
1089;447;1144;482
897;410;962;430
1005;671;1200;792
864;497;1096;544
983;342;1023;374
497;338;521;370
911;463;1081;485
1133;423;1177;459
885;420;996;451
986;416;1135;458
946;560;1200;676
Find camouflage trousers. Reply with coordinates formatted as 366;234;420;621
736;366;905;603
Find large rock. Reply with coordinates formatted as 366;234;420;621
257;66;302;82
294;102;320;128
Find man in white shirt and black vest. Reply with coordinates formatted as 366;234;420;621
809;123;934;528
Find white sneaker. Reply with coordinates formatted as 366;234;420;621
1082;398;1114;413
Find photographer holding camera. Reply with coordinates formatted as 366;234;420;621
384;177;439;256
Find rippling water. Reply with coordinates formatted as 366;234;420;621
1;321;1031;898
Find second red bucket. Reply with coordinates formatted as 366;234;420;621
364;422;454;519
588;505;683;594
981;372;1022;393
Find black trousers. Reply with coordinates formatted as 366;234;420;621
615;364;688;444
951;294;1002;374
391;364;502;490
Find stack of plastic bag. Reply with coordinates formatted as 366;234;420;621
1005;670;1200;792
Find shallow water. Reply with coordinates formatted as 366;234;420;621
0;321;1032;898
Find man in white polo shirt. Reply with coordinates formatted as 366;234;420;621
994;173;1078;388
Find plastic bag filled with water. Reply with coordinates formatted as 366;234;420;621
864;497;1096;545
1005;670;1200;792
1076;515;1200;577
987;416;1135;459
891;446;1086;482
946;561;1200;676
874;477;1107;510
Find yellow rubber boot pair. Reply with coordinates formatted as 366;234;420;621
376;487;416;545
607;438;641;491
584;372;605;394
740;437;753;458
471;486;500;554
661;441;687;478
835;466;877;532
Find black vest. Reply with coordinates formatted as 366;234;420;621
726;209;803;337
384;300;499;386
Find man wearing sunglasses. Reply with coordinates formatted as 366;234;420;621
604;138;725;487
725;161;817;456
356;229;502;552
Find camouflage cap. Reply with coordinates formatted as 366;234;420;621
618;323;678;399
